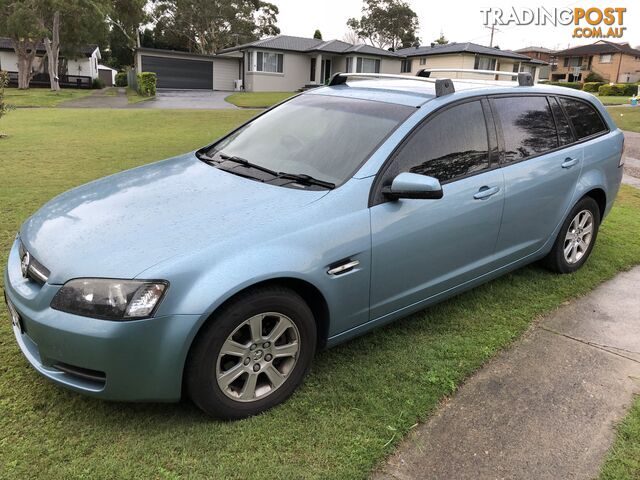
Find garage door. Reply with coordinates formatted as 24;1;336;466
141;55;213;89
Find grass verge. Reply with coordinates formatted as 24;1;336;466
607;106;640;132
599;396;640;480
597;95;635;106
4;87;94;107
225;91;297;108
126;87;154;104
0;109;639;479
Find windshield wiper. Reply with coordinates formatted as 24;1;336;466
277;172;335;190
219;153;279;177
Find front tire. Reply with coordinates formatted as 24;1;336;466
542;196;600;274
186;286;317;420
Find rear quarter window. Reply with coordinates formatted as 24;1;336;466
559;97;608;139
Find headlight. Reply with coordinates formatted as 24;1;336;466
51;279;168;320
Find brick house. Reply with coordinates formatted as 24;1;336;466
551;40;640;83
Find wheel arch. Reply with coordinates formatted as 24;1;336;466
191;276;331;352
583;188;606;221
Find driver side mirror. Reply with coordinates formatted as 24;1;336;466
382;172;443;200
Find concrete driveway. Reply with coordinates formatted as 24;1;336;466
131;89;238;109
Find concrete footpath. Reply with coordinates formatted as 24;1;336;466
373;267;640;480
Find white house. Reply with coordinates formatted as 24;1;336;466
135;35;402;92
0;37;101;88
134;35;547;92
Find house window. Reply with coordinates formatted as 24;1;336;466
419;57;426;65
474;56;497;70
599;53;613;63
356;57;380;73
564;56;582;67
400;59;412;73
346;57;353;72
249;51;284;73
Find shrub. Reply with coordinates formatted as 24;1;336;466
115;72;127;87
91;77;105;89
545;81;583;90
0;71;13;136
584;71;605;83
620;83;639;96
136;72;156;96
583;82;605;92
598;83;639;96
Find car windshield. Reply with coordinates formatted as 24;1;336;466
208;94;413;186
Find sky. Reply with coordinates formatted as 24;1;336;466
274;0;639;50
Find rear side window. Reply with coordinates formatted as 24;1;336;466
549;97;574;145
493;96;558;163
559;97;608;139
389;100;489;183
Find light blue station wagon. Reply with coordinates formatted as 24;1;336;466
4;70;624;419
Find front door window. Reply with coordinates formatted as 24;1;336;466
320;59;332;84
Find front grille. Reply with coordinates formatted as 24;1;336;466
18;241;50;285
53;362;106;385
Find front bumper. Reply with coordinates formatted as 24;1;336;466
4;239;201;402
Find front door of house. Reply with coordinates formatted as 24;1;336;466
321;59;332;84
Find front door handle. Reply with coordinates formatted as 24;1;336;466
473;186;500;200
562;157;579;169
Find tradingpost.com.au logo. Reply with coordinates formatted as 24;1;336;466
480;7;626;39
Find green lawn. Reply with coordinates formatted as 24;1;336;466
607;106;640;131
597;95;635;106
597;106;640;480
0;108;640;479
599;396;640;480
4;87;94;107
225;91;297;108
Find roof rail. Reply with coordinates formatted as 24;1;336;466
327;72;456;97
417;69;534;86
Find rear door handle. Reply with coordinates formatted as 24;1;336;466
473;186;500;200
562;157;579;169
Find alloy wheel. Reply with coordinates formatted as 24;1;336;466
563;209;594;264
216;312;300;402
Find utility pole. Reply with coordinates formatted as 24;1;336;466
485;24;500;47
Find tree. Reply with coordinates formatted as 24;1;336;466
313;29;322;40
433;33;448;45
0;0;47;89
342;30;361;45
347;0;419;51
104;0;147;69
0;0;110;90
40;1;110;91
149;0;280;54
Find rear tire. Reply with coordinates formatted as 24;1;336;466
186;286;316;420
542;196;600;274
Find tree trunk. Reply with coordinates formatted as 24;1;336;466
43;12;61;91
12;40;39;90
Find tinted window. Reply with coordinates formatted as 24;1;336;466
493;96;558;162
210;95;412;185
390;101;489;183
560;97;607;139
549;97;574;145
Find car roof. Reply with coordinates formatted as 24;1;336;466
304;78;602;108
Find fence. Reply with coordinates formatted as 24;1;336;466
7;71;92;88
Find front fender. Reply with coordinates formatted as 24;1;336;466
141;205;373;350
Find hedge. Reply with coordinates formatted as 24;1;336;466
137;72;157;96
583;82;605;93
598;83;639;96
115;72;127;87
544;81;583;90
91;77;105;89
